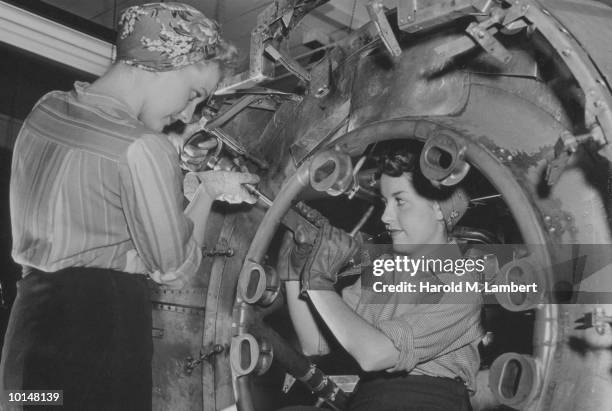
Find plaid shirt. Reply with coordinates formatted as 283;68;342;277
10;82;201;288
342;244;484;392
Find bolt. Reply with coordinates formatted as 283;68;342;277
544;215;552;224
400;18;405;24
315;85;330;98
561;49;571;57
548;226;556;233
507;155;513;161
477;30;485;39
594;100;604;108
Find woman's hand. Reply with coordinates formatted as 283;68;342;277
195;171;260;204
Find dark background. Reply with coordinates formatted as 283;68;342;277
0;41;96;349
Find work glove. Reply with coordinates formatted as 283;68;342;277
184;171;260;204
301;222;361;295
276;202;329;281
277;231;313;282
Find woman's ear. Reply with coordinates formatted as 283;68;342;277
433;201;445;222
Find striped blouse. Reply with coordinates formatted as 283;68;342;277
10;82;201;288
342;244;484;392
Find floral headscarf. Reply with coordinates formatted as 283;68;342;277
116;2;235;71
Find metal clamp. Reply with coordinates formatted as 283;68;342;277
238;261;281;306
489;353;540;409
230;334;273;377
582;308;612;336
309;149;354;196
493;253;544;311
184;343;225;375
420;131;470;186
545;126;604;186
203;246;235;258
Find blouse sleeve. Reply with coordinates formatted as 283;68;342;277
119;134;202;288
375;274;483;372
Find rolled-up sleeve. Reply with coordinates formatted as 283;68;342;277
375;286;483;372
119;134;202;288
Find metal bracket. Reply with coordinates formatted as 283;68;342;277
397;0;484;33
216;1;329;94
309;56;332;98
216;25;275;95
207;95;260;129
367;0;401;57
264;44;311;84
424;3;530;76
464;8;512;64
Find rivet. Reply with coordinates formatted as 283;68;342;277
561;49;571;57
544;215;552;224
548;226;556;233
507;155;513;161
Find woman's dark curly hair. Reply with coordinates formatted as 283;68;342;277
376;147;453;202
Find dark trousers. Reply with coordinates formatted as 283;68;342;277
0;267;152;411
349;374;473;411
278;374;473;411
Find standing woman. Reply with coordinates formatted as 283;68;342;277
1;3;258;410
282;148;483;411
